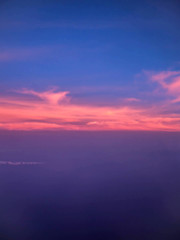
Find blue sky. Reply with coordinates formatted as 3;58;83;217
1;0;180;89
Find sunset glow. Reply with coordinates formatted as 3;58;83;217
1;71;180;131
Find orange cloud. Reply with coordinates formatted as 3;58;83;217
0;87;180;131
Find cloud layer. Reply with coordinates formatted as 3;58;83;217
1;71;180;131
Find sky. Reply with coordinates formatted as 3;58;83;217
1;2;180;239
0;0;180;131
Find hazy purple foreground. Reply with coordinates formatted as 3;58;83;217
0;131;180;240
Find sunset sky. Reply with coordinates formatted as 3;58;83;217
1;2;180;240
1;0;180;131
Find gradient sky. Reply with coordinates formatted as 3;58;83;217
1;0;180;131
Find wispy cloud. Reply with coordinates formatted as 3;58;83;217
0;46;52;62
0;161;44;166
17;88;70;105
0;43;108;62
0;20;128;30
149;70;180;102
124;98;140;103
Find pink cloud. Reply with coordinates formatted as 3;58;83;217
0;87;180;131
124;98;140;102
150;70;180;102
18;88;70;105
